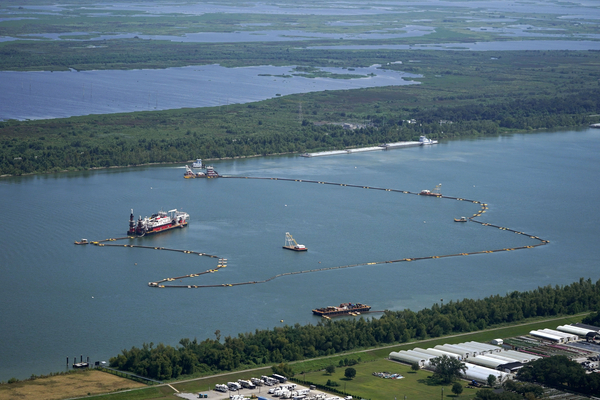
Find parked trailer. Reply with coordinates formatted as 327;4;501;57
215;384;228;392
252;377;264;386
238;379;256;389
262;376;278;385
228;382;242;391
273;374;288;383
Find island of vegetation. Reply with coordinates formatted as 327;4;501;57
2;2;600;399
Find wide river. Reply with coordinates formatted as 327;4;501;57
1;127;599;380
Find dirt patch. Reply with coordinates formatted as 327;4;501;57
0;370;146;400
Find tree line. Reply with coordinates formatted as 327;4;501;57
109;278;600;381
2;86;599;176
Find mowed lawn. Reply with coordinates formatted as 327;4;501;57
0;370;146;400
302;359;479;400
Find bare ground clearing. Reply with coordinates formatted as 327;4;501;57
0;370;146;400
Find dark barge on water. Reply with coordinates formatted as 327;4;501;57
312;303;371;317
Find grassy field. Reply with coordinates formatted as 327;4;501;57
0;314;583;400
70;313;586;400
0;370;146;400
301;359;478;400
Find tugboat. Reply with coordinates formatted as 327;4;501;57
419;135;438;145
454;216;468;222
312;303;371;317
192;158;204;168
127;209;189;236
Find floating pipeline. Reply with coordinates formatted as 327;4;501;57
75;176;548;289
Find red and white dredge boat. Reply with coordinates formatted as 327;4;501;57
127;209;189;236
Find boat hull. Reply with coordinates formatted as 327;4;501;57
127;221;187;236
312;304;371;317
283;246;307;252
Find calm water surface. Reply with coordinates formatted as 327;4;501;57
1;128;599;380
0;65;419;121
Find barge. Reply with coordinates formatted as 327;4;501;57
128;209;189;236
184;164;219;178
312;303;371;317
283;232;307;251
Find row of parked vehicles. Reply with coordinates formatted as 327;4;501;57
214;374;288;393
268;384;311;399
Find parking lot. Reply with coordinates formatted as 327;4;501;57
176;381;344;400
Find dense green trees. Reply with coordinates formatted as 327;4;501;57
451;382;463;397
344;368;356;380
517;355;600;395
109;278;600;381
1;83;599;176
429;356;466;384
582;309;600;326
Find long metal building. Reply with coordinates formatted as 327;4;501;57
413;347;463;360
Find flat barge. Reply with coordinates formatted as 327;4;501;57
312;303;371;317
283;232;307;251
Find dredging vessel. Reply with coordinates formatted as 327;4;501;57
420;183;442;197
312;303;371;317
184;164;219;178
128;209;189;236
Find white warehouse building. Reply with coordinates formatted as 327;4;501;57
413;347;463;360
455;342;495;356
464;341;504;353
463;363;510;384
434;344;473;358
389;351;429;368
467;355;507;369
529;330;565;343
540;329;578;342
502;350;540;363
557;325;596;337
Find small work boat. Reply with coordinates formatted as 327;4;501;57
454;217;468;222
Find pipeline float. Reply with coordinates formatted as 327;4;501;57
75;176;548;289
